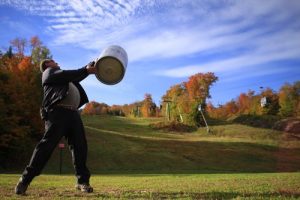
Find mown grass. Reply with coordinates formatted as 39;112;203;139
1;173;300;199
37;115;300;174
1;115;300;199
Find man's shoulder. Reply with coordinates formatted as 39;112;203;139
45;67;61;73
42;68;63;84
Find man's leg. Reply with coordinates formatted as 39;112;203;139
21;122;64;183
16;109;66;194
67;111;91;185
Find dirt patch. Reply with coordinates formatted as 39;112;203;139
149;121;197;133
275;131;300;172
273;118;300;134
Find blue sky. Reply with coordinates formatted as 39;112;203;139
0;0;299;106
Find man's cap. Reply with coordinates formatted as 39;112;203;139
40;59;52;72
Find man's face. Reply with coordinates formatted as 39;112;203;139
46;60;60;69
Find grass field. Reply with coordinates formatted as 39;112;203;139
1;173;300;199
1;115;300;199
41;115;300;174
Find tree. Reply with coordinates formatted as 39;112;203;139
225;100;239;117
141;93;156;117
160;72;218;126
185;72;218;102
4;46;13;58
259;88;279;115
30;36;52;66
82;101;110;115
10;38;27;56
0;36;51;167
279;81;300;117
185;72;218;126
161;84;186;121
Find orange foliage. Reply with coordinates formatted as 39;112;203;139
185;72;218;102
82;101;109;115
0;36;50;160
18;56;32;71
141;93;156;117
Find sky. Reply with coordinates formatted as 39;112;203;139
0;0;299;107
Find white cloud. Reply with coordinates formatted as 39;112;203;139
1;0;300;76
154;29;300;78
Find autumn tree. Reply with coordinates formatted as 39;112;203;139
110;104;125;116
82;101;110;115
30;36;52;65
184;72;218;126
0;36;52;167
259;88;280;115
161;84;186;121
279;81;300;117
225;100;239;117
141;93;156;117
160;72;218;126
10;38;26;56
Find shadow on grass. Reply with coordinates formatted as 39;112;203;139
40;128;300;175
2;126;300;175
2;115;300;175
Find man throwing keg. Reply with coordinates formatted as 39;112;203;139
15;59;97;195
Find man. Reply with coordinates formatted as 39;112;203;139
15;59;97;195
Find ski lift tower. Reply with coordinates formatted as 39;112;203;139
163;97;172;121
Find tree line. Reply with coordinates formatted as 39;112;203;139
81;93;158;117
83;74;299;127
83;72;219;127
207;83;300;120
0;37;51;167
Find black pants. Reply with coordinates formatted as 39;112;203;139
21;107;90;184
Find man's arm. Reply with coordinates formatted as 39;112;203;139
43;62;96;84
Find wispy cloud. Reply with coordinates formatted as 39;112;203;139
1;0;300;76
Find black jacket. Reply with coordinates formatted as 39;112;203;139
41;67;89;119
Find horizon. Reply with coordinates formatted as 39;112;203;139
0;0;300;106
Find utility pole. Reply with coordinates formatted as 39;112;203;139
198;104;210;133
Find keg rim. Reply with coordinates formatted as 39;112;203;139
95;56;125;85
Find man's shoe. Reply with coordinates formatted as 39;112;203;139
15;179;29;195
75;183;93;193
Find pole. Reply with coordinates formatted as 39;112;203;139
59;148;62;174
166;102;170;121
178;107;183;123
200;109;210;133
163;99;172;121
198;104;209;133
137;106;140;117
58;143;65;174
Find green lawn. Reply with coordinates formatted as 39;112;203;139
1;173;300;199
1;115;300;199
40;115;300;174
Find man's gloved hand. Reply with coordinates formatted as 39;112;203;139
88;61;95;67
86;61;97;74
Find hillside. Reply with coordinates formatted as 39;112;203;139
37;115;300;174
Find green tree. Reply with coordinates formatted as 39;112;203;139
4;46;13;58
279;81;300;117
30;36;52;66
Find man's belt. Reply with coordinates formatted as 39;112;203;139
55;104;78;111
